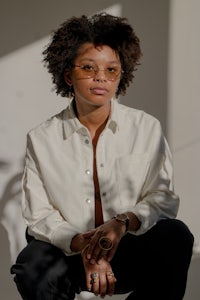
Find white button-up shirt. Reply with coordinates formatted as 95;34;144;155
22;99;179;255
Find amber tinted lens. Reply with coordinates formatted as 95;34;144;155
74;66;121;81
104;68;121;81
75;68;94;79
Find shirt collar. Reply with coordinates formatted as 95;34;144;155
106;99;118;134
62;98;119;140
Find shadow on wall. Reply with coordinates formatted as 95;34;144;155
0;160;26;299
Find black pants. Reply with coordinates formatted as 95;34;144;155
10;219;194;300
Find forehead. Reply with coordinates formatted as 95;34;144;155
75;43;120;63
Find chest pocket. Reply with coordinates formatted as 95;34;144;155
115;154;150;206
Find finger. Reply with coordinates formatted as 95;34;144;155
107;245;117;262
97;251;109;264
90;247;102;265
99;273;107;298
90;273;100;296
106;271;117;296
82;229;96;239
91;242;109;264
87;233;101;261
98;240;113;264
86;273;92;292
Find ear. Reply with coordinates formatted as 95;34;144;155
64;70;72;86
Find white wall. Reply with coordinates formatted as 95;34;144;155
168;0;200;253
168;2;200;297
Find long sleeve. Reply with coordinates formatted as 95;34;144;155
131;124;180;235
22;134;80;255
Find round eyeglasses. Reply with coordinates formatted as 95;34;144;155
73;64;123;81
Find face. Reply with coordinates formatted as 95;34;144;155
65;43;121;112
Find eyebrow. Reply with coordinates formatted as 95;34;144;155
78;58;121;65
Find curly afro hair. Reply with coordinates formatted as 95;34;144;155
43;13;142;98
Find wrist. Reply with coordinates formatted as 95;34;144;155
113;213;129;232
113;212;141;233
126;212;141;231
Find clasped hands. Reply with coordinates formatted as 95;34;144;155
70;219;125;297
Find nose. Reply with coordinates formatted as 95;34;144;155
94;69;107;81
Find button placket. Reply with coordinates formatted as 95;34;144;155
82;134;94;209
96;134;107;203
97;137;105;171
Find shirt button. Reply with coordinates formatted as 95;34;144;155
102;192;107;197
86;198;91;204
100;163;104;167
85;169;91;175
85;139;89;144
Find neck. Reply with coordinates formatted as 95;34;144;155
74;101;111;140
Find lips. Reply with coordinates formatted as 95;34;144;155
90;87;108;95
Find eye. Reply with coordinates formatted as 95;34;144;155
81;64;94;72
107;67;119;74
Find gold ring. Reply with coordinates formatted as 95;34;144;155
98;236;113;251
107;271;115;277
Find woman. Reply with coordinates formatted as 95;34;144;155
11;13;193;300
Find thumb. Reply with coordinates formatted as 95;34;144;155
82;229;96;239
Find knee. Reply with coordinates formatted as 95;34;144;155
167;219;193;243
11;262;37;300
10;239;67;299
159;219;194;254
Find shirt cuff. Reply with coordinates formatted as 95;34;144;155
51;223;80;255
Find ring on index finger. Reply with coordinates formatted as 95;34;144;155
98;236;113;251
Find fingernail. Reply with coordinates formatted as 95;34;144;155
90;258;96;264
97;258;103;264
